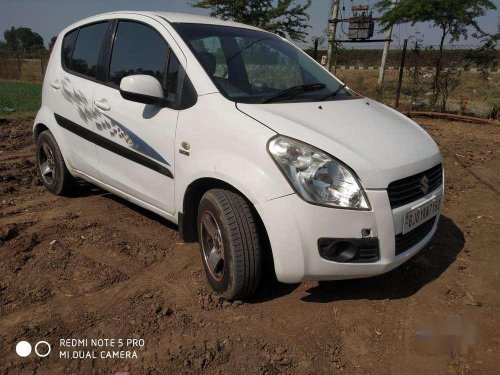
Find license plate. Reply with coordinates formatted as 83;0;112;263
403;195;442;234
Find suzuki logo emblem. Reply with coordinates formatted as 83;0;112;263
420;175;429;194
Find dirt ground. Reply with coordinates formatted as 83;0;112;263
0;116;499;375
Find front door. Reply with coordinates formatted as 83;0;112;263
92;19;180;214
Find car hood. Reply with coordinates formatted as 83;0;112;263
237;98;441;189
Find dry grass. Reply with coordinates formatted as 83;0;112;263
335;69;500;116
0;58;46;82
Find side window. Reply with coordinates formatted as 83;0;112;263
108;21;169;88
69;22;108;79
61;29;78;68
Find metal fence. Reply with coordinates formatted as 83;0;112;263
306;44;499;71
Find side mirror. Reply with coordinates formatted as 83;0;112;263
119;75;165;106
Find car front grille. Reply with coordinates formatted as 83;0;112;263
395;217;436;255
387;164;443;209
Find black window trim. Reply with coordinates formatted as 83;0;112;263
60;20;112;85
61;17;197;110
97;20;116;83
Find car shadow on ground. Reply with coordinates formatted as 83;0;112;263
71;181;179;230
100;192;180;231
250;215;464;303
71;181;107;197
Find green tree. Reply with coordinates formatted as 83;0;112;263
465;23;500;79
375;0;496;107
4;26;45;52
49;36;57;50
190;0;312;41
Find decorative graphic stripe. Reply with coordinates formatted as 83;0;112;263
99;113;170;166
54;113;173;179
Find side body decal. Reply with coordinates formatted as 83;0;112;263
60;76;170;166
54;113;173;179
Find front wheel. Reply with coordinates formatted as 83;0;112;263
197;189;262;300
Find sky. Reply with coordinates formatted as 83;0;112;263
0;0;498;50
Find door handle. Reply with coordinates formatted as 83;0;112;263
50;80;60;89
94;98;110;111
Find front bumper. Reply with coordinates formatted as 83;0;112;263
255;187;443;283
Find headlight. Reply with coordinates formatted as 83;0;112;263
268;135;370;210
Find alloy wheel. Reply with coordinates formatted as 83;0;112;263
39;142;56;185
200;210;225;282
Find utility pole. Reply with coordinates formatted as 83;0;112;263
394;38;408;108
313;38;319;60
377;0;396;89
326;0;340;73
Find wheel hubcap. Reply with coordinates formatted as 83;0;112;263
39;143;56;185
200;211;224;282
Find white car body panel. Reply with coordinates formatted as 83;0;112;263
237;99;442;189
92;84;178;214
173;94;292;213
255;188;442;283
34;11;444;284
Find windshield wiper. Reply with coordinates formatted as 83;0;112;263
319;83;347;101
262;83;326;104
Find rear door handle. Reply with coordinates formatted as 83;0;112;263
50;80;60;89
94;98;110;111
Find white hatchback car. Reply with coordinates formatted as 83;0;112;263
34;11;444;299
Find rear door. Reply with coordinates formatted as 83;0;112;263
92;17;181;214
55;21;110;178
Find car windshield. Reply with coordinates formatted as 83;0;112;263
172;23;355;104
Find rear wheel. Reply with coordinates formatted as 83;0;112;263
36;130;77;195
197;189;262;300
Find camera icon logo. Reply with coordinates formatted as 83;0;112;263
16;341;51;357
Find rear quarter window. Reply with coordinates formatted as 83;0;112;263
61;30;78;68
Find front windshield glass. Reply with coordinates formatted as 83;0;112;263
173;23;355;104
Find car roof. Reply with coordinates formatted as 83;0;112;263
93;11;263;31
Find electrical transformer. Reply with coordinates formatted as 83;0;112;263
348;5;375;40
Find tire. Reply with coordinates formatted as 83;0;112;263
197;189;262;300
36;130;77;196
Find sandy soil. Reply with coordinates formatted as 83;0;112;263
0;117;499;374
